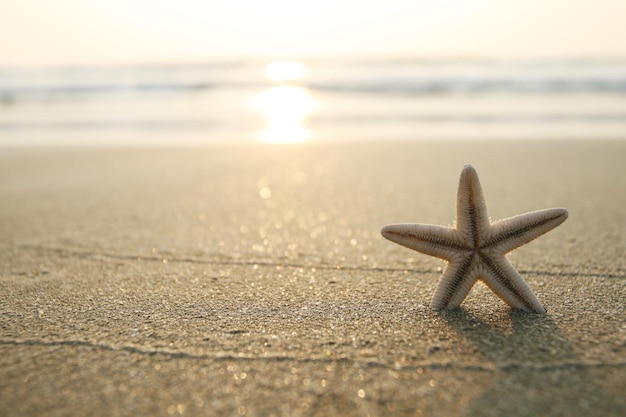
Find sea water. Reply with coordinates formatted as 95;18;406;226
1;58;625;145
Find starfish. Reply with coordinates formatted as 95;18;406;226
381;165;568;314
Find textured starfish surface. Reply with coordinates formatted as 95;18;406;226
381;165;568;314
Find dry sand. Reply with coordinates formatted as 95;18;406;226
0;140;624;416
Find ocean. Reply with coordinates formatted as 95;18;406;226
1;58;625;145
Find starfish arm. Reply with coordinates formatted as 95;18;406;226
430;257;478;310
456;165;491;240
484;208;568;253
478;253;546;313
381;223;468;261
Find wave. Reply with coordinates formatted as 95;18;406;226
3;79;625;103
3;113;626;133
307;78;626;94
2;59;626;102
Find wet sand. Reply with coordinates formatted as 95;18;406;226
1;140;624;416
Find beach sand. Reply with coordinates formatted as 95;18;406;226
0;140;624;416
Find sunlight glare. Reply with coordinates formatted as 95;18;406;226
265;61;307;82
252;85;315;144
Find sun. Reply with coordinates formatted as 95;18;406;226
265;61;307;82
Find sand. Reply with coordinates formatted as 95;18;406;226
0;140;624;416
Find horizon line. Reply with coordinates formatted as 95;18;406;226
3;53;626;70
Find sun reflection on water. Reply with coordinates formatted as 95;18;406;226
252;61;315;144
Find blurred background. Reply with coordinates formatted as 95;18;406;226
1;0;625;146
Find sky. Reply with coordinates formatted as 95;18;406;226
1;0;625;66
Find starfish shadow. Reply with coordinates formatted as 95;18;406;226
439;309;622;417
